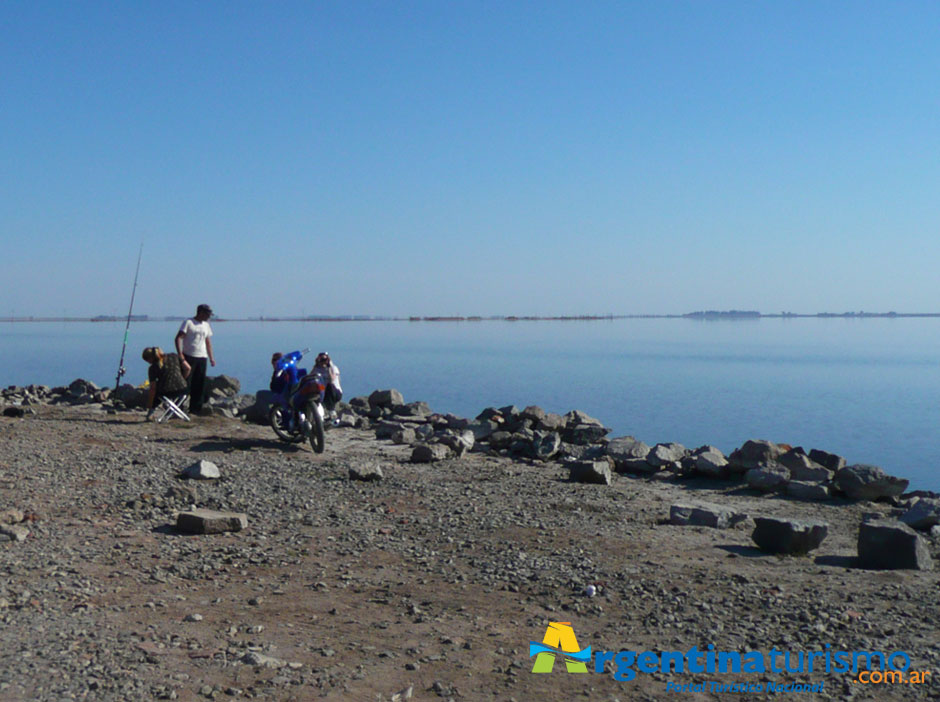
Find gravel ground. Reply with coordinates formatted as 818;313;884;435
0;404;937;701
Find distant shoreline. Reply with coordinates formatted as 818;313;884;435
4;311;940;323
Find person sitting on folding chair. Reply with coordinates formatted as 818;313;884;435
142;346;190;420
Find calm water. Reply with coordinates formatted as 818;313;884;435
2;318;939;491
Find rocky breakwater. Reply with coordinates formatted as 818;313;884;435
2;375;258;419
309;388;937;572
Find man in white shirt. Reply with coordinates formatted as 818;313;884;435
175;303;216;414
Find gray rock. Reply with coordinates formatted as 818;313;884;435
647;442;688;468
745;464;790;492
487;431;513;450
179;460;220;480
68;378;99;397
243;390;277;424
374;420;407;440
532;431;562;461
391;427;417;445
568;460;612;485
438;430;475;456
410;443;450;463
0;524;29;542
751;517;828;555
349;465;384;482
564;409;605;427
899;498;940;531
467;420;498;441
0;509;24;525
669;502;735;529
394;401;431;418
520;405;546;424
786;481;831;502
857;520;934;570
779;450;833;482
538;413;566;432
369;389;405;408
563;423;611;445
205;374;241;397
695;448;729;478
834;464;909;501
728;439;784;472
808;448;847;472
112;383;149;409
606;436;651;465
349;396;371;413
176;509;247;534
242;652;286;668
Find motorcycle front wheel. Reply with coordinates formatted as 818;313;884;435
269;405;304;443
307;402;325;453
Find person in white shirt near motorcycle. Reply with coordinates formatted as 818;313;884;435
310;352;342;420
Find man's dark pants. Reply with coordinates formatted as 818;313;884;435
185;355;208;413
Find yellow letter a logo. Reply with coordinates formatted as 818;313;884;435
530;622;589;673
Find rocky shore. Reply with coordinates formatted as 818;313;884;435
0;380;938;700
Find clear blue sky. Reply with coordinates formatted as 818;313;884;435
2;1;938;317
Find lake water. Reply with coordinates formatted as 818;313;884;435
2;318;939;492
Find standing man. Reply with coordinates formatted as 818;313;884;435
175;304;215;415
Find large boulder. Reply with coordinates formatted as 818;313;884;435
113;383;149;409
751;517;828;555
243;390;276;424
411;443;450;463
728;439;785;473
393;401;432;418
68;378;99;398
179;460;220;480
349;464;384;482
374;420;407;440
538;413;566;432
778;450;833;482
562;423;611;445
206;375;240;397
176;509;247;535
899;498;940;531
467;420;499;441
568;460;612;485
857;520;933;570
670;502;735;529
808;448;847;472
606;437;651;473
745;464;790;493
520;405;546;425
834;465;909;501
391;427;417;445
786;481;831;502
369;389;405;408
647;443;688;468
438;429;475;456
694;447;729;478
532;431;562;461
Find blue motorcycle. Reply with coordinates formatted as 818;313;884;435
268;349;326;453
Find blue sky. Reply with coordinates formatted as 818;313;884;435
2;1;938;317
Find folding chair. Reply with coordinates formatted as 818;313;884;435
156;393;191;423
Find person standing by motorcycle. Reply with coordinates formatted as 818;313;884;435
311;352;342;418
175;304;216;415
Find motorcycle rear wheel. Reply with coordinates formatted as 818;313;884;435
269;405;304;443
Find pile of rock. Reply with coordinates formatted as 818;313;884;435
2;375;260;418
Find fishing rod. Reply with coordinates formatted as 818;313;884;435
114;243;143;394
